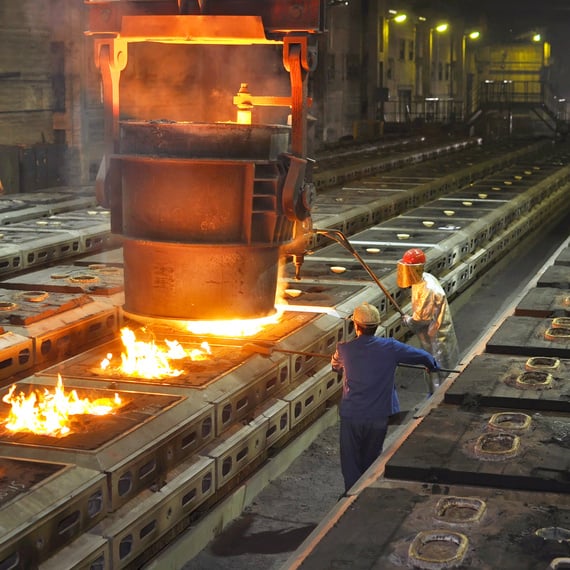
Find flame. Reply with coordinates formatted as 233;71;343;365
100;327;212;378
184;311;282;337
2;375;122;437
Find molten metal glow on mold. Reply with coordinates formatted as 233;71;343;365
2;374;122;437
185;311;283;337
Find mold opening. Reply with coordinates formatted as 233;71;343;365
408;530;469;569
434;496;487;524
488;412;532;431
474;432;520;461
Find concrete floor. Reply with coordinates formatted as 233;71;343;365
144;210;570;570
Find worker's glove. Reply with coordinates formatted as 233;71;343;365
429;359;442;373
402;314;413;327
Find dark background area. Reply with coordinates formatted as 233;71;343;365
406;0;570;99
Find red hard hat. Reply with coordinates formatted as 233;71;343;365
401;248;426;265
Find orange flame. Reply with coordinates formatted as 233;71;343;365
100;327;212;378
2;375;122;437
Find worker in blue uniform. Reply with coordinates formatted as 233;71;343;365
331;302;440;494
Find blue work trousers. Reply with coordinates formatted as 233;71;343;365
339;416;388;493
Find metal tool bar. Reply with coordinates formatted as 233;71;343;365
314;228;405;316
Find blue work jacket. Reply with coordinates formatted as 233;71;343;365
331;335;438;421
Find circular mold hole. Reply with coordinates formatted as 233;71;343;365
443;210;455;216
68;273;99;284
548;557;570;569
434;496;486;524
365;247;380;253
552;317;570;329
396;233;410;240
536;527;570;542
461;201;473;206
408;530;468;569
474;432;520;461
284;288;302;298
516;371;553;390
525;357;560;372
478;193;488;199
330;266;347;274
545;327;570;341
0;301;17;311
488;412;532;431
21;291;49;303
422;221;435;228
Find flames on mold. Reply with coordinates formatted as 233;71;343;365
2;375;123;437
100;327;212;379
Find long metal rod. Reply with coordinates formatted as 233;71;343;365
242;344;462;373
314;228;405;315
242;342;331;359
397;363;460;374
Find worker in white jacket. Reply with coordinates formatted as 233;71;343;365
397;248;459;390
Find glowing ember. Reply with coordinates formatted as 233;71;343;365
2;375;122;437
100;327;212;378
184;312;282;337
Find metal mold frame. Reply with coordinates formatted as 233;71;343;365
0;460;108;570
259;398;290;448
0;376;216;512
5;302;120;368
282;366;330;429
92;455;215;570
201;419;268;491
38;533;109;570
0;263;124;296
0;331;33;382
0;243;23;276
0;227;82;269
202;356;290;437
275;314;343;383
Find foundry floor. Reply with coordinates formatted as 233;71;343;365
144;210;570;570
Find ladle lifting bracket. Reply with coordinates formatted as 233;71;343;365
88;10;318;204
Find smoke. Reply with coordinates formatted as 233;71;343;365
120;44;291;125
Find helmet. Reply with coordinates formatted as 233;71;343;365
401;248;426;265
397;248;426;288
352;302;381;326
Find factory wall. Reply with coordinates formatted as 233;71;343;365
0;0;561;194
0;0;102;193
